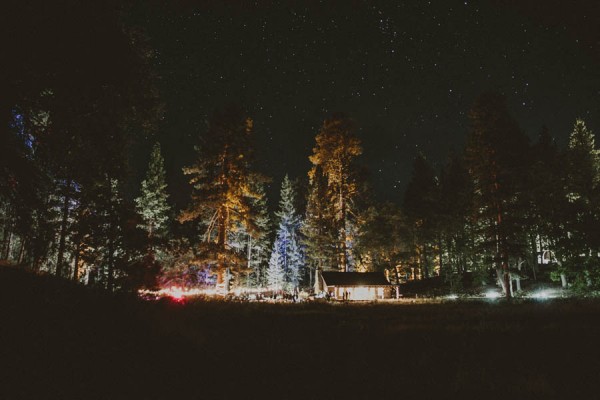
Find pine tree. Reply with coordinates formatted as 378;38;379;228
438;153;476;281
226;179;270;290
524;126;560;282
266;245;285;292
269;175;303;292
135;142;170;242
246;180;271;288
303;164;337;282
180;106;262;293
307;114;362;272
465;92;530;297
403;153;439;279
354;203;409;285
555;119;600;287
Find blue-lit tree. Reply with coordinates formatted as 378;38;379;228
268;175;303;292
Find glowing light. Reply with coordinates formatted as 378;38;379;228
138;286;271;301
529;289;559;300
485;290;502;299
445;294;458;300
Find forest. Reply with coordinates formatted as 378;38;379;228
3;1;600;301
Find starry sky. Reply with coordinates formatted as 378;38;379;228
130;0;600;207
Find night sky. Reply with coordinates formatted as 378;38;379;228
130;0;600;207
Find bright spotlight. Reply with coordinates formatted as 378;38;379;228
485;290;502;299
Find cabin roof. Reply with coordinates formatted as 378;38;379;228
321;272;391;287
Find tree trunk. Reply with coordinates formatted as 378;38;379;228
216;205;228;293
73;241;81;282
394;266;402;298
422;246;430;279
560;273;567;288
503;262;511;299
106;234;114;290
438;237;444;278
225;267;231;293
246;235;252;289
515;259;522;292
17;237;26;264
530;234;538;281
56;179;71;278
339;184;348;272
496;267;508;296
3;230;13;260
106;179;115;291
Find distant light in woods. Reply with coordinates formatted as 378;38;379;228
529;289;560;300
485;290;502;300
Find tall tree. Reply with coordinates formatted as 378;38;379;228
523;126;561;282
307;114;362;272
555;119;600;287
3;0;161;281
438;153;476;283
135;142;171;244
355;203;410;287
180;106;261;293
269;175;303;292
465;92;530;298
303;165;337;283
227;178;271;289
246;181;271;288
403;153;439;279
266;246;285;293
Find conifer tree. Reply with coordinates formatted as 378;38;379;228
555;119;600;287
180;106;261;293
524;126;560;281
226;178;270;289
465;92;530;297
438;153;476;280
266;245;285;292
303;166;337;285
135;142;170;242
247;181;271;287
269;175;303;292
403;153;439;279
307;114;362;272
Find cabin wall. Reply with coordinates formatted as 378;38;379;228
328;286;386;300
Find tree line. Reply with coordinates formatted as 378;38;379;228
3;89;600;298
3;2;600;298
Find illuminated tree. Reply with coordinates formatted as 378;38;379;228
246;181;271;287
354;203;410;287
553;119;600;288
302;165;337;284
269;175;303;292
135;142;170;242
227;178;271;289
2;1;161;283
180;106;261;293
307;114;362;272
266;244;285;292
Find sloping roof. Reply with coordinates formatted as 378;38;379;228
321;272;390;286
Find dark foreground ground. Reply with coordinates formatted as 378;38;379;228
1;267;600;399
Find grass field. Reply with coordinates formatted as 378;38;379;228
2;266;600;399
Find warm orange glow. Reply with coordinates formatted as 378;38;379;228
333;286;385;300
